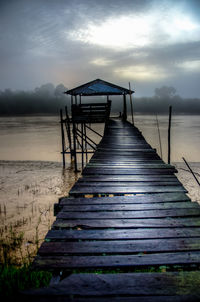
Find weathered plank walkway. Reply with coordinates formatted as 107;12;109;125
27;119;200;301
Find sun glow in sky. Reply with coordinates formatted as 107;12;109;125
72;15;153;49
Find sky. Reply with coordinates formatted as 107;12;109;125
0;0;200;97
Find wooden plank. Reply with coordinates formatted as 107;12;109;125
100;141;148;145
93;152;159;156
69;185;186;195
95;149;156;153
86;163;175;168
78;175;179;182
104;130;142;134
100;137;147;141
99;142;147;148
58;193;190;205
96;151;157;155
90;160;163;164
91;158;162;162
57;208;200;219
38;237;200;255
90;159;163;162
101;135;145;138
20;295;200;302
33;252;200;269
98;144;150;149
59;202;200;212
46;227;200;241
93;153;158;157
99;142;149;146
24;271;200;298
75;181;181;186
54;198;194;213
52;217;200;229
97;147;152;151
82;168;177;175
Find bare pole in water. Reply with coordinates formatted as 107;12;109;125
129;82;134;125
156;114;163;159
168;105;172;164
182;157;200;186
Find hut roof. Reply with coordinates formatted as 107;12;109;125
65;79;134;96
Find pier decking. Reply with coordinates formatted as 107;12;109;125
29;119;200;301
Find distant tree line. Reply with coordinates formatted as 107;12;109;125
0;84;200;115
0;83;68;115
132;86;200;114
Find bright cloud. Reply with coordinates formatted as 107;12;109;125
177;60;200;72
69;10;200;50
163;14;200;44
91;57;112;66
69;15;154;49
114;65;170;81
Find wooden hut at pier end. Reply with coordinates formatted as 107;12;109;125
65;78;134;121
60;79;134;170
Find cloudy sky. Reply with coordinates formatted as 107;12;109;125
0;0;200;97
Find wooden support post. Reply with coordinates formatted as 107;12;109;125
122;94;127;121
81;122;84;170
129;82;134;125
105;100;111;133
65;106;73;160
84;123;88;163
60;109;66;168
168;105;172;164
72;119;78;172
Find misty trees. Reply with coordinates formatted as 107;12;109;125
0;83;200;115
0;83;68;115
154;86;177;99
54;84;67;98
34;83;67;98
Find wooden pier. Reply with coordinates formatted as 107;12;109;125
26;118;200;301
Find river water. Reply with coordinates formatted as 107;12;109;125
0;114;200;263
